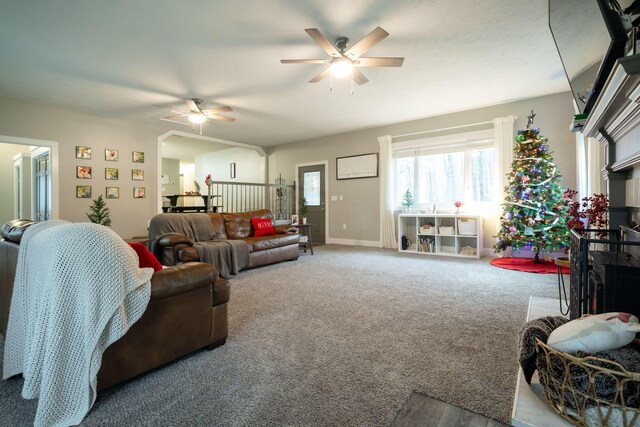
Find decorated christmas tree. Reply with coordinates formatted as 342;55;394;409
494;115;569;261
86;195;112;226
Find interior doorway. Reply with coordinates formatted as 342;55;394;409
297;162;327;245
0;136;59;225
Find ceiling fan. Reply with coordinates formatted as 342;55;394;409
281;26;404;87
156;98;235;135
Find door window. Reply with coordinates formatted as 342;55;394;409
303;171;321;206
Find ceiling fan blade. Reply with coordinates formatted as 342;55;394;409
281;59;332;64
344;26;389;59
305;28;342;58
308;67;332;83
208;115;236;123
169;110;189;115
202;106;233;115
355;57;404;67
185;98;201;113
352;68;369;85
163;113;187;119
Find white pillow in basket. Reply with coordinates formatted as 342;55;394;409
547;312;640;353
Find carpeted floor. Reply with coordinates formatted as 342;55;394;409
0;245;559;426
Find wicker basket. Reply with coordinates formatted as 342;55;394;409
535;338;640;427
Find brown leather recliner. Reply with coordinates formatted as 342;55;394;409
0;219;230;391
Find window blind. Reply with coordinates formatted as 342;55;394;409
392;129;494;158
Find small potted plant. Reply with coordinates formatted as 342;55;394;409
86;195;112;226
298;197;309;224
193;180;201;195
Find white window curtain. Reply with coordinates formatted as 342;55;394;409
378;135;397;249
576;132;603;200
493;115;515;198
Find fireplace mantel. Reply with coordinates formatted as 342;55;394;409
583;54;640;155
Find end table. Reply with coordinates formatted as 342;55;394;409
295;223;314;255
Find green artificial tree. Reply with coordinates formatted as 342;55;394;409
86;195;112;226
494;126;570;262
402;189;414;207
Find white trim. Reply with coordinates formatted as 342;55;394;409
0;134;59;220
295;160;329;244
326;237;381;247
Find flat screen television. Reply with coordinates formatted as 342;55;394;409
549;0;632;116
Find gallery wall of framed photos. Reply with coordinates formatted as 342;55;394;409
75;146;146;200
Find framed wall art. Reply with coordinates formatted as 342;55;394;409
76;146;91;159
132;151;144;163
131;169;144;181
106;187;119;199
105;149;119;161
336;153;378;180
76;166;92;179
105;167;119;180
133;187;145;198
76;185;92;198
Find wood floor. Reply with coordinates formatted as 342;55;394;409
391;392;507;427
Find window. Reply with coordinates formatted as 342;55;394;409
393;129;496;207
303;171;320;206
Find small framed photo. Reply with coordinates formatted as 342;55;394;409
76;146;91;159
106;186;119;199
105;149;119;161
76;185;92;198
132;151;144;163
76;166;92;179
133;187;145;198
132;169;144;181
291;214;299;225
105;167;119;180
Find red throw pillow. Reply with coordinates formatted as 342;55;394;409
127;242;163;271
251;217;276;237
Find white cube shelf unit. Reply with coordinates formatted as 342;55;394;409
398;213;483;258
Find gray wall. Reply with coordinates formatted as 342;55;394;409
161;158;181;196
195;147;265;183
268;92;578;248
0;96;165;239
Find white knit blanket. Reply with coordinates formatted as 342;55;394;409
2;221;153;426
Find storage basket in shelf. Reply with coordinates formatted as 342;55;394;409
419;224;434;234
439;226;454;235
457;218;477;235
535;338;640;427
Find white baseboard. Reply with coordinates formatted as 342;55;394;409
481;248;496;257
326;237;382;248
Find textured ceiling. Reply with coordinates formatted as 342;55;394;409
0;0;569;147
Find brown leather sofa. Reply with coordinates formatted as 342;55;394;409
0;219;230;391
149;209;299;268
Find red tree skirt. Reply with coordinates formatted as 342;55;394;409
490;257;569;274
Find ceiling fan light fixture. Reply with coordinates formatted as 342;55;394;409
188;113;206;124
331;59;353;78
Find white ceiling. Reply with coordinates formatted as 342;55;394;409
0;0;569;147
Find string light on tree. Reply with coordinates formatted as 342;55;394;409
494;111;570;262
